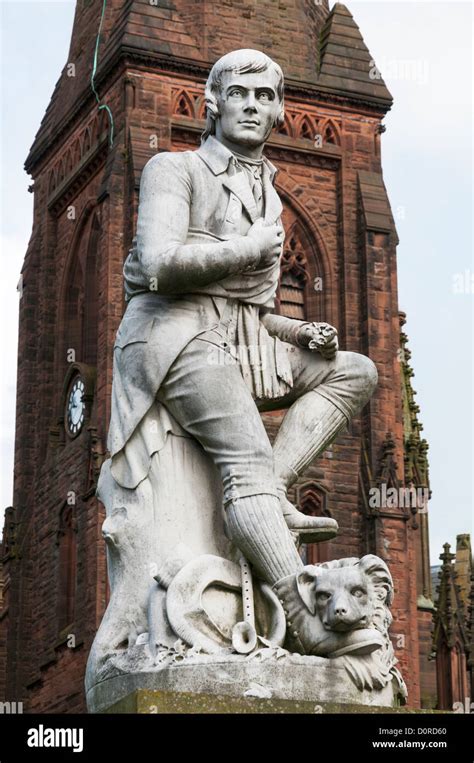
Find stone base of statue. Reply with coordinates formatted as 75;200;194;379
85;404;406;712
87;652;400;713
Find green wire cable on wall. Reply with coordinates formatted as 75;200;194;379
91;0;115;148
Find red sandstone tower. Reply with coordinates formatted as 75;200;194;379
0;0;439;711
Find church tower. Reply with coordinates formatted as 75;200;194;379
1;0;431;710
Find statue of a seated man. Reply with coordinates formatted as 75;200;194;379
107;49;378;654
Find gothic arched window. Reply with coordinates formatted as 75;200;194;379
82;213;100;366
297;484;332;565
277;209;328;325
62;208;100;374
278;227;309;320
279;225;309;320
321;120;340;146
174;90;194;118
57;503;77;631
299;118;313;140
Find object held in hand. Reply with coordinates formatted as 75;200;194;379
307;322;337;350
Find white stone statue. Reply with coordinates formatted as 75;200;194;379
86;49;406;711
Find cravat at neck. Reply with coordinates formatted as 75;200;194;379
231;149;264;168
231;151;264;212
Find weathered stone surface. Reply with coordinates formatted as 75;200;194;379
89;653;398;714
104;688;447;715
3;0;432;716
85;49;405;712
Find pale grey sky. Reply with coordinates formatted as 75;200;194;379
0;0;472;566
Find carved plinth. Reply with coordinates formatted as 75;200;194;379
87;653;400;713
86;412;406;712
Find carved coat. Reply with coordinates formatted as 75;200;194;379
107;135;305;488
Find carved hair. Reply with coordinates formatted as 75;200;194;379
202;48;285;141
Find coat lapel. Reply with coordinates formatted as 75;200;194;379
221;172;260;224
196;136;283;224
262;162;283;223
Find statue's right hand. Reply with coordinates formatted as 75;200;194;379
247;218;284;267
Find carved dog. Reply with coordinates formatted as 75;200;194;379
155;552;391;658
274;555;393;656
297;554;393;646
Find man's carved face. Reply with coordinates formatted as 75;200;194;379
215;70;282;149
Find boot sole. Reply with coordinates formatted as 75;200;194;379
287;526;339;544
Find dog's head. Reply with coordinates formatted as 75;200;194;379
296;555;394;633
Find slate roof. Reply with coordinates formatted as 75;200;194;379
318;3;392;106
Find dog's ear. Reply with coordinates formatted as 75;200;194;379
358;555;394;605
296;566;321;615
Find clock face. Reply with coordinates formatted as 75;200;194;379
66;377;85;437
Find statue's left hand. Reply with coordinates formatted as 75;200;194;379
296;322;339;359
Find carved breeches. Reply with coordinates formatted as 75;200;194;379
156;301;377;505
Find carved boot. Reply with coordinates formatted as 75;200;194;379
272;572;384;657
278;492;339;544
273;391;349;543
